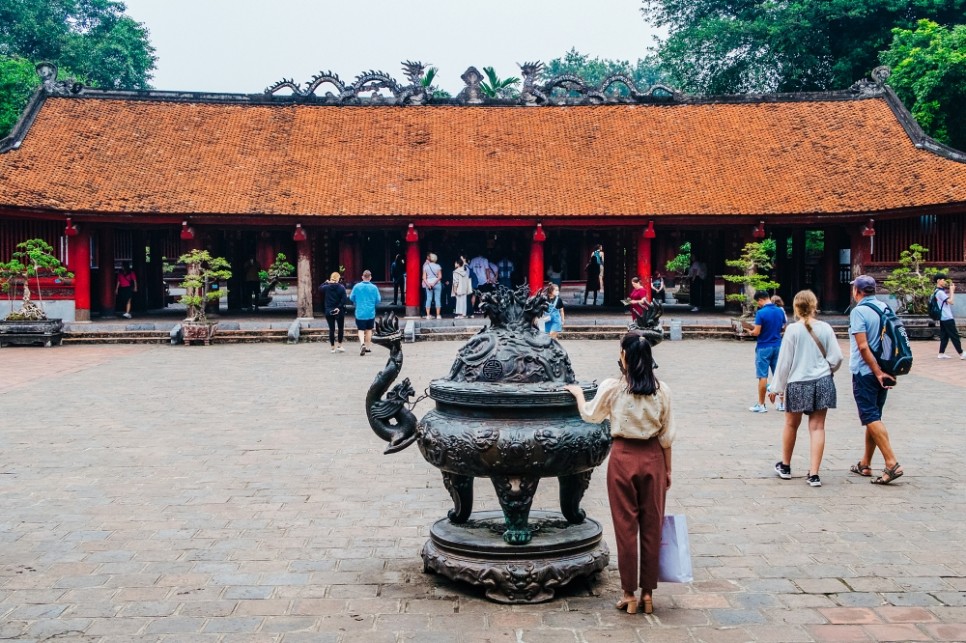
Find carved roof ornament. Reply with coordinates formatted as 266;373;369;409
35;63;83;96
264;60;681;105
850;66;891;97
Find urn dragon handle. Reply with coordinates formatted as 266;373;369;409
365;313;418;454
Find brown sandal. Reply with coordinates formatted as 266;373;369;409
872;462;903;485
615;597;638;614
850;462;872;477
642;593;654;614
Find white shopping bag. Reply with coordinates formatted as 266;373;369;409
657;514;693;583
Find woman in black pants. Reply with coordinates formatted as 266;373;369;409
319;271;348;352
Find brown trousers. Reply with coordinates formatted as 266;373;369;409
607;436;668;592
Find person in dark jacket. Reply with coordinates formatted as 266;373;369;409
319;271;348;352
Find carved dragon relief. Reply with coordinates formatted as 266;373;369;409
266;60;681;105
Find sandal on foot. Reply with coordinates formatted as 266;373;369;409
615;597;638;614
642;594;654;614
850;462;872;477
872;463;903;485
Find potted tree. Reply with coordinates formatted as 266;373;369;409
167;249;232;345
0;239;73;347
256;252;295;307
882;244;945;339
665;242;692;304
723;241;780;337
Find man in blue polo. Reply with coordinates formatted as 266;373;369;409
743;290;786;413
349;270;381;356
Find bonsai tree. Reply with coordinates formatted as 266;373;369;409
724;241;780;317
257;252;295;305
0;239;73;321
665;241;692;276
883;244;945;315
167;249;232;323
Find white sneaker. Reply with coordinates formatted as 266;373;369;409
961;353;966;360
938;354;952;359
690;307;700;312
776;402;786;412
748;404;768;413
330;348;337;353
122;313;132;319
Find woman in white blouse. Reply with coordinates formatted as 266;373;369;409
768;290;843;487
451;258;472;318
566;332;674;616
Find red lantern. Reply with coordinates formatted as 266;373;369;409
64;217;79;237
862;218;876;237
752;221;766;239
293;223;307;242
180;221;195;240
643;220;656;239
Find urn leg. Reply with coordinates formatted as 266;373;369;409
491;476;540;545
558;471;593;524
441;472;474;523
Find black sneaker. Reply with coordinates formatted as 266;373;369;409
360;344;367;356
774;461;791;480
806;474;822;487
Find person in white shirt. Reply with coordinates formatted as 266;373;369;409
935;272;963;359
768;290;843;487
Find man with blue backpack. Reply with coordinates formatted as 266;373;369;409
848;275;905;485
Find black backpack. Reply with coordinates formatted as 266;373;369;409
927;288;943;321
859;300;913;376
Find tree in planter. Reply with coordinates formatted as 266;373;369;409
167;249;232;324
883;244;945;315
257;252;295;306
664;241;692;301
723;241;780;318
0;239;73;321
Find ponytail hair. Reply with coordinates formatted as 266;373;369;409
620;331;659;396
793;289;818;331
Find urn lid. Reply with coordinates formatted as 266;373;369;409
429;286;594;406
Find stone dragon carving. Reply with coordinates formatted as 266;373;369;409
365;312;418;454
265;61;431;104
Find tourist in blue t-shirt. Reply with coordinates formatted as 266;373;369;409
742;290;786;413
349;270;381;356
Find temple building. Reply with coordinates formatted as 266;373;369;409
1;62;964;320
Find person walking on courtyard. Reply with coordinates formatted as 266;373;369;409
742;290;786;413
452;258;472;319
115;263;138;319
584;244;604;305
350;269;381;356
390;254;405;306
687;257;707;312
651;272;666;303
243;257;261;311
627;276;650;324
848;275;904;484
768;290;843;487
565;332;674;616
422;252;443;319
934;272;963;359
543;283;565;338
319;271;348;353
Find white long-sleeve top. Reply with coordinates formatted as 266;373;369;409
770;319;844;394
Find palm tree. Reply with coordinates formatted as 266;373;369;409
479;66;520;98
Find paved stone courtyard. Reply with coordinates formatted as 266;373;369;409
1;337;964;642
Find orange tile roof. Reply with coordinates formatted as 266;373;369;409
1;94;965;219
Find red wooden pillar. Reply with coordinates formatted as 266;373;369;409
405;224;421;316
637;222;656;303
529;224;546;295
338;234;357;282
822;226;842;312
97;227;115;316
68;225;91;322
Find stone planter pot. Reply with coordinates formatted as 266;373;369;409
182;321;217;346
898;314;937;340
0;318;64;347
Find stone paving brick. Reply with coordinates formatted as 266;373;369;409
805;624;873;641
923;622;966;641
819;607;881;624
862;622;933;640
0;340;963;641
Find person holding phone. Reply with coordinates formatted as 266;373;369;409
319;271;348;353
847;275;904;485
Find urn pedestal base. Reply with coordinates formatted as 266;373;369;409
421;510;609;604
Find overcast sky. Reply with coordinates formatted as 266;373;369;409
122;0;663;95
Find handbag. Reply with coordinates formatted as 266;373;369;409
657;514;693;583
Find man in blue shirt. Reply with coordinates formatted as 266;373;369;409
743;290;786;413
349;270;381;356
848;275;903;485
